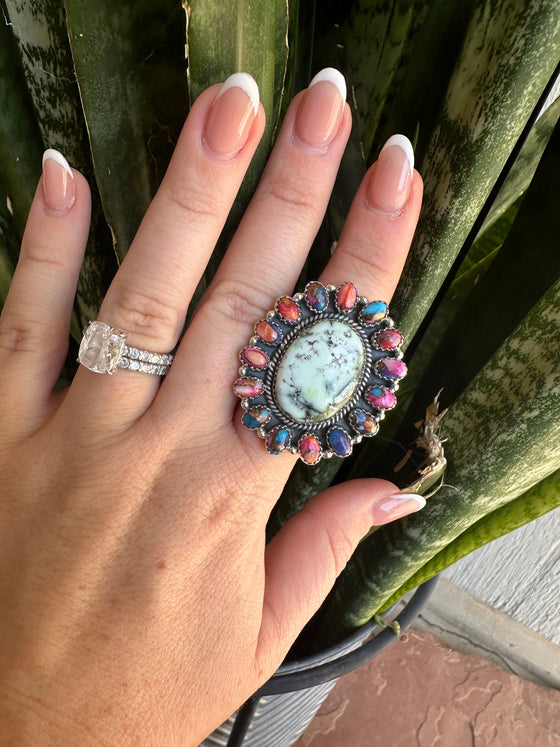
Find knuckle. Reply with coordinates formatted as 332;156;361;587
338;237;395;292
206;279;274;331
325;522;356;578
111;288;181;345
0;314;43;354
163;178;223;223
22;242;68;273
264;175;320;216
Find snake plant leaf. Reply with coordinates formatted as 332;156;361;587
64;0;189;264
4;0;116;327
341;0;415;163
480;94;560;234
391;0;560;343
378;468;560;610
187;0;290;198
186;0;292;305
319;276;560;638
0;238;14;307
408;114;560;413
374;0;477;163
0;12;42;247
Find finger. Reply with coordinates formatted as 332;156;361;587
65;74;265;427
258;480;426;662
0;150;91;431
157;68;352;423
321;134;423;303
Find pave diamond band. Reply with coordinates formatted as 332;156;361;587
78;321;174;376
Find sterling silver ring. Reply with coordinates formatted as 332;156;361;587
233;281;407;465
78;321;174;376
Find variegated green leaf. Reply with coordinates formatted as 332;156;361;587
379;468;560;610
64;0;189;263
4;0;116;327
391;0;560;341
342;0;415;162
320;276;560;637
0;11;42;248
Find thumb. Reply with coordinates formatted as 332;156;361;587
258;479;425;662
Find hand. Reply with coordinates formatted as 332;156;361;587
0;69;423;745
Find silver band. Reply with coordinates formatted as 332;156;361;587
118;344;173;375
78;320;174;376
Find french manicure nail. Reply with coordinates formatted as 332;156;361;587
371;493;426;526
42;149;75;214
294;67;346;150
204;72;259;158
366;134;414;215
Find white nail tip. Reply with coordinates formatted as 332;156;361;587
309;67;347;104
381;134;415;175
42;148;74;179
219;73;260;115
382;493;426;512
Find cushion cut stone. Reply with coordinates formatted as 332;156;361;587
274;320;365;423
78;321;125;374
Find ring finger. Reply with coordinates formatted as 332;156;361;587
64;73;265;426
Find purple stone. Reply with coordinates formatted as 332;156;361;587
327;427;352;457
305;281;329;312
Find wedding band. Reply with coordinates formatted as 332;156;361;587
78;321;173;375
233;281;406;465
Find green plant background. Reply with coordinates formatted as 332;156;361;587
1;0;559;645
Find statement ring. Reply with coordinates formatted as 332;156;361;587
78;321;174;375
233;282;407;464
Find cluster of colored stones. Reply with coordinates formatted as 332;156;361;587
233;281;407;465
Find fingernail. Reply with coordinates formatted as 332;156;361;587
294;67;346;151
42;149;75;213
366;134;414;215
204;72;259;158
371;493;426;526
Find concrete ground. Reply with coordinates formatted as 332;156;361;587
293;629;560;746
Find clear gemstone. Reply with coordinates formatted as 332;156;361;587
78;322;125;374
129;360;140;371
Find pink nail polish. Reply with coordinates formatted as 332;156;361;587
366;134;414;215
42;149;75;214
204;72;259;158
294;68;346;151
371;493;426;525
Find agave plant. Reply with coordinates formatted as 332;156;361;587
1;0;559;656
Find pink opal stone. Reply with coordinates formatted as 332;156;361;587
233;376;263;398
255;319;281;344
299;434;322;465
336;282;357;311
240;346;268;369
376;357;407;381
374;328;403;351
366;385;396;410
276;296;300;323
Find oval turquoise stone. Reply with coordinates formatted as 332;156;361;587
327;427;352;457
274;320;365;423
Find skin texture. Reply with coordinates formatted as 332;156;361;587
0;72;423;745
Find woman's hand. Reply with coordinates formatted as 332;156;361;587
0;69;423;746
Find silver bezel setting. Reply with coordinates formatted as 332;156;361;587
234;282;407;464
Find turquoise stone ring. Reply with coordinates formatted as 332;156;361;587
233;282;406;465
